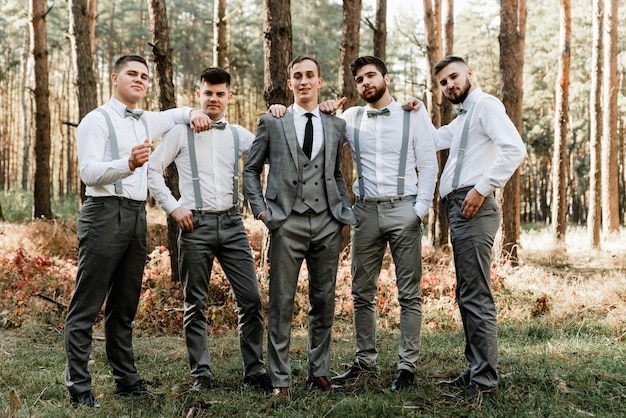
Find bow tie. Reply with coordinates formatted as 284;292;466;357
125;107;144;120
210;121;227;130
454;108;468;115
366;108;390;118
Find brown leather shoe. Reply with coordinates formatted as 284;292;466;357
272;387;290;400
307;376;343;392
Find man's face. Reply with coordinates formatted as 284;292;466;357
112;61;149;107
196;81;232;121
436;61;472;105
288;59;322;107
354;64;389;104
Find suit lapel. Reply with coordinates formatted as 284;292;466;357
281;107;299;165
321;112;334;171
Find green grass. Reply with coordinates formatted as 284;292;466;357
0;191;80;222
2;318;625;417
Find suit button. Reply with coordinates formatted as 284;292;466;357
292;181;297;185
303;181;306;185
304;164;309;168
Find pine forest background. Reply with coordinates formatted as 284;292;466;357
0;0;625;243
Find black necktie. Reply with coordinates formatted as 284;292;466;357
303;113;314;159
125;107;143;120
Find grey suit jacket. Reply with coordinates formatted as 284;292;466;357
243;107;356;230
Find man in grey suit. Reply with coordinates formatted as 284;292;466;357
243;55;355;400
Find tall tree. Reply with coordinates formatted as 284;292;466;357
601;0;619;234
262;0;292;107
213;0;227;68
148;0;181;281
69;0;98;122
498;0;527;263
30;0;52;219
423;0;448;249
551;0;570;243
338;0;361;249
374;0;387;60
588;0;603;248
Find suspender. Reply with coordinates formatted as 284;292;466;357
353;108;411;197
186;125;240;210
95;108;149;195
452;96;484;189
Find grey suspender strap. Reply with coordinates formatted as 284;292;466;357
353;107;366;197
186;127;203;209
353;108;410;197
397;110;410;195
452;97;482;189
186;125;240;210
95;108;122;194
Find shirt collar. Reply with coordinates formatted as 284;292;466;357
364;98;398;112
461;88;483;112
109;97;140;117
292;103;320;119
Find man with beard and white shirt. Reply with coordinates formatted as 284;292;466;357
269;55;438;392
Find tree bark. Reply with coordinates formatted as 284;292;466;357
601;0;619;234
339;0;362;250
551;0;570;243
588;0;603;248
373;0;386;61
498;0;526;264
213;0;227;68
30;0;52;219
149;0;181;281
263;0;292;107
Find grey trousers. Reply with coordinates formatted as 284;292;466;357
178;207;265;379
351;198;423;373
64;196;147;395
443;188;500;389
267;210;342;387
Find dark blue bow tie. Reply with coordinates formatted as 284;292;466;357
125;107;144;120
367;108;390;118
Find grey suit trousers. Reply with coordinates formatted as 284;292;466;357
64;196;147;395
179;208;265;379
443;187;500;389
267;210;342;387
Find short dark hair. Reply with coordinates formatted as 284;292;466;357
288;55;321;77
113;55;148;73
350;56;388;77
433;55;467;76
200;67;231;86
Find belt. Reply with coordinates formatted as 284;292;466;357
356;195;415;204
442;186;474;202
87;196;146;206
191;206;238;216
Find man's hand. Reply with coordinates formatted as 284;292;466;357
189;109;211;133
128;139;151;171
268;104;287;118
461;188;485;219
171;207;194;232
319;97;347;114
401;97;423;111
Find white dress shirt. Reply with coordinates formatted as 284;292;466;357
76;97;193;201
342;99;439;219
436;88;527;198
292;104;323;159
148;119;254;213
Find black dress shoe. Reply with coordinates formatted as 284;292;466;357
441;382;496;402
331;363;372;384
70;391;101;408
438;371;471;389
390;369;414;392
243;373;272;391
307;376;343;392
115;379;165;398
190;376;212;392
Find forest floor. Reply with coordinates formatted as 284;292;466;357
1;213;625;417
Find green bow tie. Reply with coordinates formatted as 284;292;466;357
366;108;390;118
210;121;227;130
125;107;144;120
454;108;468;115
